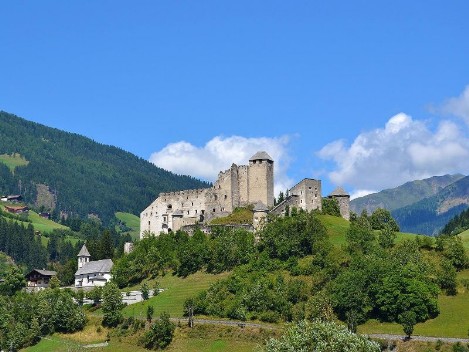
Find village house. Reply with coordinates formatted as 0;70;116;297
74;244;113;288
4;205;29;214
25;269;57;289
0;195;23;202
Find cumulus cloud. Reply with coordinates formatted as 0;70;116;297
318;113;469;197
439;85;469;123
149;135;294;195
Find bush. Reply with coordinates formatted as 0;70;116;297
140;312;175;350
259;311;280;323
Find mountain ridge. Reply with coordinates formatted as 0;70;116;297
0;111;209;223
350;174;465;214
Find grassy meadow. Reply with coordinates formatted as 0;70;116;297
115;211;140;240
0;152;29;173
123;271;230;318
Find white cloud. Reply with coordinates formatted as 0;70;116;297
349;190;377;200
149;135;294;195
318;113;469;197
439;85;469;123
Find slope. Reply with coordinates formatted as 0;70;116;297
392;176;469;235
0;111;209;223
350;174;464;214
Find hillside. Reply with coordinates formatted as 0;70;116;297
350;174;464;214
392;176;469;235
0;111;209;223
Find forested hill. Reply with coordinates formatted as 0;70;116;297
350;174;465;215
0;111;209;223
391;176;469;235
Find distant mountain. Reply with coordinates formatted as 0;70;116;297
350;174;465;214
392;176;469;235
0;111;209;223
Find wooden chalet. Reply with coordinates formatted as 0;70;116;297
4;205;29;214
6;195;22;202
26;269;57;289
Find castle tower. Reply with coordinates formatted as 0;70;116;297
328;187;350;220
77;244;91;269
248;151;274;208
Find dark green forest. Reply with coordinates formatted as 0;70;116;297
441;207;469;236
0;111;209;223
392;176;469;235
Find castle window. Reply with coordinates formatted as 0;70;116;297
224;195;227;200
315;193;317;198
214;195;218;201
187;210;190;215
202;210;205;214
167;204;172;209
195;210;198;214
148;221;150;226
192;202;194;206
213;208;216;212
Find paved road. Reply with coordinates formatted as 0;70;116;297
368;333;469;344
174;318;469;344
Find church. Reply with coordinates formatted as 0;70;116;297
74;244;113;287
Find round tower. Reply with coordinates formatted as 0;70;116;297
77;244;91;269
248;151;274;208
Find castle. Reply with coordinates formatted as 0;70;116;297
140;151;349;238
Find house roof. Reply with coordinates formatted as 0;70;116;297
35;269;57;276
253;201;269;212
77;244;91;257
75;259;113;276
329;187;349;197
249;151;273;162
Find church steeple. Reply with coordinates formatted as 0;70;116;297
77;244;91;269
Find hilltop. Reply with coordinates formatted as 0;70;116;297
0;111;209;223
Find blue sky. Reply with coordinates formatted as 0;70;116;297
1;1;469;198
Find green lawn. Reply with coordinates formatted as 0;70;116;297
359;269;469;338
115;211;140;240
458;229;469;250
23;336;83;352
317;214;428;247
123;271;230;319
0;153;29;173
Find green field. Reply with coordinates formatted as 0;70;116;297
0;205;69;234
317;214;429;247
123;271;230;319
115;212;140;240
0;152;29;173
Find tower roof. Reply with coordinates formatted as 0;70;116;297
253;201;269;212
249;151;273;162
329;187;349;197
77;244;91;257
